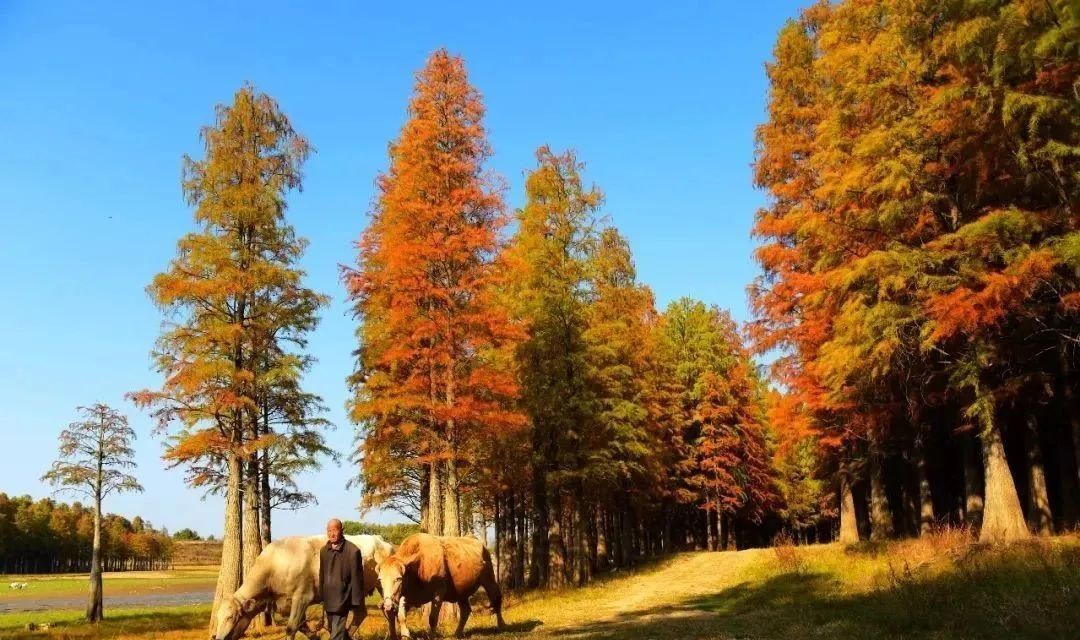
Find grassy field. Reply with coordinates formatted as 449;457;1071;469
0;568;217;600
3;531;1078;640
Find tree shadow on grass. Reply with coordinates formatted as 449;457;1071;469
469;620;543;636
545;548;1080;640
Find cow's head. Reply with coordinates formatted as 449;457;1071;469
378;555;407;615
210;595;261;640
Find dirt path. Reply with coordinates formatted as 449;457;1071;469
496;548;773;639
584;549;763;618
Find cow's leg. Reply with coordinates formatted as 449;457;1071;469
285;590;314;640
482;573;506;630
398;596;412;639
427;599;442;638
386;606;399;640
453;600;471;638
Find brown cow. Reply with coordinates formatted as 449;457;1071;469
378;533;506;639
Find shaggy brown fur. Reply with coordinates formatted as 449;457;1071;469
378;533;505;639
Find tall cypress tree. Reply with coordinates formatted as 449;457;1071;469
132;85;326;626
346;49;522;536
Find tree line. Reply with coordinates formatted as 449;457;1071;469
345;51;795;591
0;494;172;574
135;1;1077;618
750;0;1078;544
340;521;421;545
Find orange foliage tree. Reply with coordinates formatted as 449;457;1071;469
345;49;524;537
752;0;1078;543
133;85;326;624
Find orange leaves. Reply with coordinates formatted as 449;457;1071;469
346;50;523;513
137;84;328;498
750;0;1080;497
926;248;1059;343
163;428;230;464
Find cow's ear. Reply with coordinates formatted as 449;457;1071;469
241;598;260;615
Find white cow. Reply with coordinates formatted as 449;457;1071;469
211;534;393;640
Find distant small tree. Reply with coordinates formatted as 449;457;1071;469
42;404;143;622
173;528;203;541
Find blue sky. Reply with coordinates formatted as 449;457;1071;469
0;1;805;537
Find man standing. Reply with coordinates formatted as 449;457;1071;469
320;518;365;640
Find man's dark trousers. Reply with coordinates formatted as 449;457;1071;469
326;611;350;640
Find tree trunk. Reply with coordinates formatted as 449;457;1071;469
444;457;461;536
1058;339;1080;491
707;507;719;551
963;431;984;527
979;415;1029;542
428;461;444;535
444;368;461;537
1054;342;1080;526
259;405;272;548
420;463;431;533
839;466;860;544
210;451;244;632
496;496;509;585
243;457;262;572
575;483;589;585
514;498;527;588
549;497;567;589
915;437;934;535
87;491;103;622
529;459;549;588
242;453;265;630
1025;416;1053;536
1056;416;1080;527
587;505;599;575
869;441;894;541
595;508;608;570
619;497;635;566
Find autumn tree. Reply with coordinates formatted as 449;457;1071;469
42;404;143;622
346;49;523;539
752;0;1079;544
653;299;780;550
581;227;659;576
500;147;604;587
133;84;327;626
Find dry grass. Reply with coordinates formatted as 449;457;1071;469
771;530;808;575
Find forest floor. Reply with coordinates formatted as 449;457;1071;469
2;531;1079;639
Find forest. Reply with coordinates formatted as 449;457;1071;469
124;0;1078;624
0;494;172;574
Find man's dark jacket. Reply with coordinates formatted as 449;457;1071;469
319;539;364;614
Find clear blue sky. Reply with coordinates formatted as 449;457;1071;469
0;0;804;537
